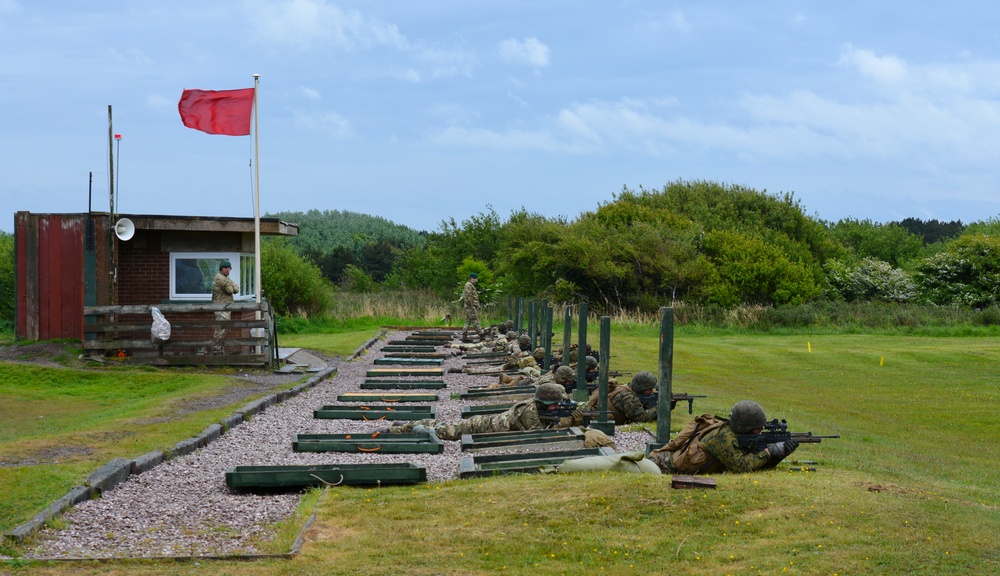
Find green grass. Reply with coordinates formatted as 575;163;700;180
4;327;1000;575
0;360;316;537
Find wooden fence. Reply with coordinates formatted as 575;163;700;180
82;302;277;368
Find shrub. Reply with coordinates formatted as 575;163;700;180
261;238;333;317
825;257;916;303
914;234;1000;308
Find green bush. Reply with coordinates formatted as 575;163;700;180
0;233;13;324
824;257;916;302
915;234;1000;308
261;238;333;317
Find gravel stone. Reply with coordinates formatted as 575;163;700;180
24;330;650;559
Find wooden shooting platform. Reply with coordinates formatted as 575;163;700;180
225;463;426;489
360;380;447;390
460;427;587;452
338;392;440;403
460;385;535;400
292;432;444;454
366;367;444;377
374;357;444;367
313;405;436;420
382;346;439;353
461;403;514;418
459;447;616;479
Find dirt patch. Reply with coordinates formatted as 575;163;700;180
0;342;84;368
0;445;94;467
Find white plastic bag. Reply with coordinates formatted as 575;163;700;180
150;307;171;344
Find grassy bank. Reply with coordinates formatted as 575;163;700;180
4;328;999;574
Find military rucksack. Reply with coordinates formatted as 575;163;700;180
649;413;727;474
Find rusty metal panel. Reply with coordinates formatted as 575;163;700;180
37;216;51;339
61;217;84;339
15;213;86;340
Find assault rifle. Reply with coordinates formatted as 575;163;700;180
537;400;601;426
736;419;840;452
636;392;707;414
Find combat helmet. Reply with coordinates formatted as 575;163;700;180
553;365;575;384
729;400;767;433
505;331;517;341
585;356;598;370
535;382;566;404
629;371;656;393
533;347;546;362
517;334;531;349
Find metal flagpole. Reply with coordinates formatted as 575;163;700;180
252;74;261;305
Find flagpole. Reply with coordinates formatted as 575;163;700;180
252;74;261;305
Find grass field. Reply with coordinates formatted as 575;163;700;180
3;325;999;575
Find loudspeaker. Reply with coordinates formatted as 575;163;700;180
114;218;135;241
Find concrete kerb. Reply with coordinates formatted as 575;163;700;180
4;363;339;546
346;330;386;362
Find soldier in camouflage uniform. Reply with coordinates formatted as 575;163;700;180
461;273;480;342
586;371;658;425
383;383;583;440
648;400;798;474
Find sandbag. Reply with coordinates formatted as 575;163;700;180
544;451;661;475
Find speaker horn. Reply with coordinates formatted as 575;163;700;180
114;218;135;241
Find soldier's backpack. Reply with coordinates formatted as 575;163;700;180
649;413;727;474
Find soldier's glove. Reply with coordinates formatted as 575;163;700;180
767;439;799;459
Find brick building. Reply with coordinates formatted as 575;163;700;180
15;212;298;341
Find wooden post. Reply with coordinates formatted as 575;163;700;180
648;306;674;453
590;316;615;435
527;300;536;350
542;303;553;373
573;302;588;402
562;305;572;368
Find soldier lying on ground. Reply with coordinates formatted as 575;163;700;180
378;383;611;444
585;370;658;425
647;400;798;474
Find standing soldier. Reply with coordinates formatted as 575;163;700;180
211;260;239;354
462;272;481;342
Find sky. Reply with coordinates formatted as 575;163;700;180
3;1;1000;234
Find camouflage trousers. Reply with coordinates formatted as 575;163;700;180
389;414;511;441
212;310;231;354
646;450;680;474
464;306;481;333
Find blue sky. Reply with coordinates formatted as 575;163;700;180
3;1;1000;233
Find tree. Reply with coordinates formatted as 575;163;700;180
825;257;916;302
261;238;332;317
828;218;923;267
914;234;1000;308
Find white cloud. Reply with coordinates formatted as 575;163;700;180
0;0;22;15
414;45;477;79
245;0;408;51
641;11;692;35
497;37;550;68
292;109;352;138
299;86;321;100
838;44;908;85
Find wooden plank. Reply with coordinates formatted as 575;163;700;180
461;403;513;418
338;393;439;403
360;381;446;390
226;463;427;489
373;358;443;366
293;432;444;454
313;405;436;420
459;447;616;478
460;427;586;452
367;368;444;377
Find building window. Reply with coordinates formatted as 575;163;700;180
169;252;255;301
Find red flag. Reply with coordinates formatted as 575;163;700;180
178;88;255;136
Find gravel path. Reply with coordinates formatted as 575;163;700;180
25;331;649;559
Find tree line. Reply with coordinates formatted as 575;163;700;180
262;180;990;316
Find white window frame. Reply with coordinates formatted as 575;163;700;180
169;252;255;301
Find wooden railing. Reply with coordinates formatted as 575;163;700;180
83;302;276;368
